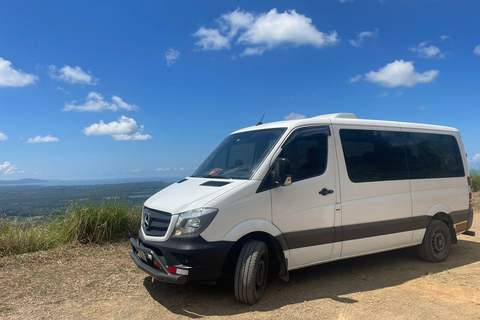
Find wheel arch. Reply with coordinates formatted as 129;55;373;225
223;231;289;282
430;211;457;244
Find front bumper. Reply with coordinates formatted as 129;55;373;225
131;231;234;283
130;238;187;284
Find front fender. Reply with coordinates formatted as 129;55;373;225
223;219;283;242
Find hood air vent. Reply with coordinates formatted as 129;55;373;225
200;181;232;187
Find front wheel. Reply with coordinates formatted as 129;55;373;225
234;240;269;304
417;220;452;262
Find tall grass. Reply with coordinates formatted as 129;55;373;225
471;167;480;192
0;200;140;257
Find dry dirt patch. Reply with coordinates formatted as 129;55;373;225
1;194;480;319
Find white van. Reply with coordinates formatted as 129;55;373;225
130;113;474;304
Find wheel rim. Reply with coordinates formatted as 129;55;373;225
256;258;266;289
432;230;446;253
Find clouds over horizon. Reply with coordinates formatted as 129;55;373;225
0;57;38;87
0;132;8;141
27;135;60;144
83;115;152;141
193;8;339;57
48;65;98;85
364;60;439;87
0;161;24;175
63;92;139;112
469;153;480;163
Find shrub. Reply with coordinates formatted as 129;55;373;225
0;200;140;257
58;200;140;244
470;167;479;192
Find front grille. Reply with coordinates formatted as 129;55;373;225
142;206;172;237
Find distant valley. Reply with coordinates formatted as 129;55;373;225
0;180;171;221
0;178;48;186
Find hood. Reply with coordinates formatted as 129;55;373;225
143;177;249;214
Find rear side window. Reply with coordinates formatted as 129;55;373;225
340;129;408;182
340;129;465;183
405;133;464;179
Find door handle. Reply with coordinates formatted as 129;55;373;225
319;188;334;196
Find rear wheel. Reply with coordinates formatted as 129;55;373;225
417;220;451;262
234;240;268;304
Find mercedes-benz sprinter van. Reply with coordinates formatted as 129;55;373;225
130;113;474;304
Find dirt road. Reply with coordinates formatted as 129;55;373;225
1;196;480;319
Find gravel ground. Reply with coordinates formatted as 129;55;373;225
1;193;479;319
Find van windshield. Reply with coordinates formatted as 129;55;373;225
192;128;286;180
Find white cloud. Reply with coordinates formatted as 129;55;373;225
0;161;24;175
472;154;480;162
349;28;378;48
338;0;353;3
365;60;439;88
348;74;362;83
165;49;180;66
240;47;267;57
193;8;339;56
474;45;480;56
83;115;152;141
0;161;10;171
27;135;60;144
156;167;171;171
418;105;427;111
409;42;445;59
440;35;449;41
63;92;139;112
57;86;70;94
48;65;98;85
284;112;306;120
0;57;38;87
132;169;141;173
0;132;7;141
193;28;231;50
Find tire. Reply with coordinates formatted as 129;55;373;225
234;240;269;304
417;220;452;262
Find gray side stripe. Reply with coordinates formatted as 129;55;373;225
282;211;466;250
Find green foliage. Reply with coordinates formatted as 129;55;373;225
0;200;141;257
471;167;480;192
0;217;63;256
59;200;140;243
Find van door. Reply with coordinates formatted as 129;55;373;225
271;126;338;269
335;126;413;258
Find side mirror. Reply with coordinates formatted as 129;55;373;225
274;158;292;186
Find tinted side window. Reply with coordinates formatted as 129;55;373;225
279;127;329;182
340;129;408;183
405;133;464;179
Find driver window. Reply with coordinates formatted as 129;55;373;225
279;130;328;182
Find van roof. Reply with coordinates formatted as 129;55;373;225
233;113;459;134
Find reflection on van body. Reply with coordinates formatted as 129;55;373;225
130;113;474;304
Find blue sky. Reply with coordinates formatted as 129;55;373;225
1;0;479;180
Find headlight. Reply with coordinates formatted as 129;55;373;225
172;208;218;238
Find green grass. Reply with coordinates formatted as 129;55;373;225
0;200;141;257
471;167;480;192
